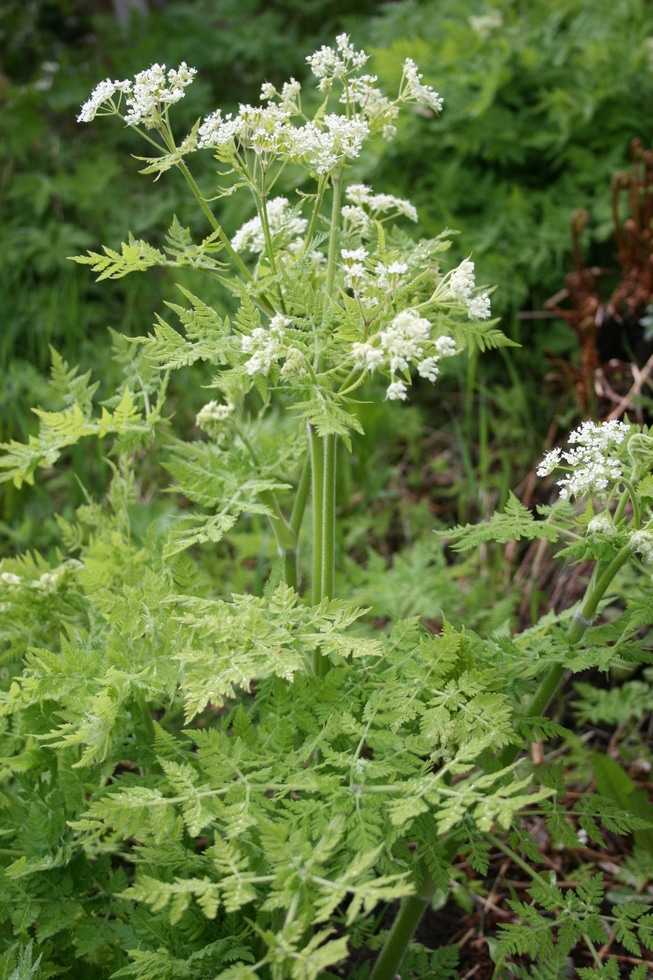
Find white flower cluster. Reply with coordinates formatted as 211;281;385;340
194;35;441;175
79;38;444;184
290;115;370;174
400;58;444;113
342;184;419;234
241;314;308;382
340;247;408;296
199;100;290;157
196;400;235;442
537;420;631;500
342;75;398;139
343;184;417;221
586;514;617;538
77;77;132;122
231;197;308;254
353;310;458;400
260;77;302;114
306;33;369;90
199;100;369;175
78;63;196;127
242;318;286;376
469;11;504;41
443;259;492;320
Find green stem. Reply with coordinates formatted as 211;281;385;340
567;541;634;644
136;693;156;744
290;453;311;540
174;157;254;284
257;186;288;316
323;174;341;308
258;490;298;589
301;175;328;258
316;173;342;597
258;183;279;279
615;477;640;529
308;173;343;674
321;433;336;605
309;423;324;611
486;833;550;889
369;883;434;980
369;851;455;980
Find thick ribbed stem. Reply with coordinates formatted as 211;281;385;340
310;424;324;611
321;434;336;603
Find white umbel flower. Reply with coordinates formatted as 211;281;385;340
448;258;477;303
77;77;132;122
400;58;443;113
78;63;196;128
444;258;492;320
537;420;631;500
586;515;617;537
345;184;418;222
232;198;308;254
241;316;290;377
352;311;460;401
386;380;408;401
196;400;235;442
306;34;369;90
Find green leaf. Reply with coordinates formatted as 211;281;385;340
444;492;562;551
70;234;169;279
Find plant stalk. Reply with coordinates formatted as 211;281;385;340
258;489;298;589
175;157;254;282
136;693;156;744
369;888;433;980
309;423;324;612
321;433;336;604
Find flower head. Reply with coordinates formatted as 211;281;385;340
341;74;399;139
77;77;132;122
400;58;443;113
537;420;631;500
78;63;196;128
232;198;308;254
196;400;235;442
285;115;370;174
352;308;460;401
586;515;617;538
241;316;290;377
345;184;418;222
443;258;492;320
306;34;369;90
386;380;408;401
124;62;197;128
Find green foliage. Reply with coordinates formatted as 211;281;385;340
444;492;565;551
498;873;653;970
3;6;653;979
367;0;653;319
0;472;558;974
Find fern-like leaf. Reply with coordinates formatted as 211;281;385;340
444;492;562;551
